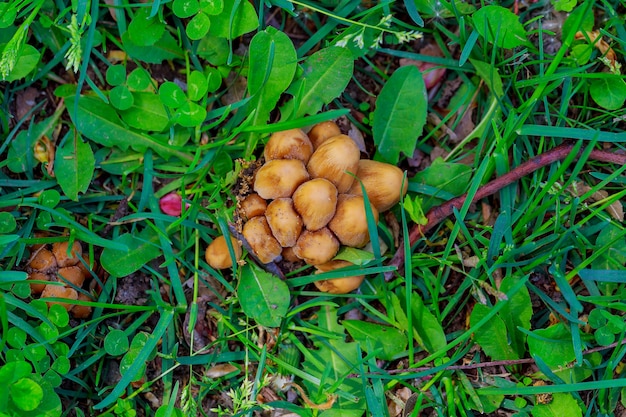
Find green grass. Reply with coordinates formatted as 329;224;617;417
1;0;626;416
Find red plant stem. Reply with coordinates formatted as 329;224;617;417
386;143;626;280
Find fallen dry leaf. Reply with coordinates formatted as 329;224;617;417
567;182;624;222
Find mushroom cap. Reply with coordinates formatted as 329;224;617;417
314;260;365;294
292;227;340;265
264;128;314;163
58;266;86;287
242;216;283;264
347;159;408;212
265;198;303;247
254;159;310;200
205;235;243;269
72;293;93;319
308;121;342;150
240;193;267;221
292;178;338;231
307;135;360;193
52;241;83;267
328;194;379;248
28;271;50;294
41;284;78;311
29;248;57;272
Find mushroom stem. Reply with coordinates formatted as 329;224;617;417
385;143;626;280
228;222;285;279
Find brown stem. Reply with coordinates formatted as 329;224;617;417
385;143;626;280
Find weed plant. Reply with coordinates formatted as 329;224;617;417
1;0;626;416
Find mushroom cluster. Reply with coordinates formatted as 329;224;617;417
206;121;407;293
27;241;93;318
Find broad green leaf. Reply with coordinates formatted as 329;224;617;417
552;0;577;12
302;307;366;412
201;0;223;14
285;46;354;118
589;76;626;111
186;11;211;40
55;135;95;201
197;34;229;66
159;82;187;108
122;31;183;64
0;43;40;81
104;329;129;356
187;70;209;101
100;228;161;278
127;8;166;46
470;58;504;98
10;378;43;411
119;92;169;132
69;96;191;161
243;27;297;156
532;393;582;417
106;65;127;86
209;0;258;39
334;247;374;266
343;320;407;360
7;120;51;173
410;293;446;354
109;85;134;110
126;67;153;91
527;323;575;369
238;263;289;327
0;4;17;27
470;303;518;360
372;65;427;164
0;212;16;233
592;223;626;270
411;157;472;210
472;5;530;49
499;276;532;357
175;101;207;127
172;0;200;18
413;0;475;19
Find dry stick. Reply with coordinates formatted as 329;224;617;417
385;143;626;280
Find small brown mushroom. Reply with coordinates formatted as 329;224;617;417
240;193;267;221
205;235;243;269
28;271;50;294
253;159;310;200
29;248;57;272
314;260;365;294
328;194;379;248
292;178;338;231
41;284;78;311
57;266;86;288
292;227;340;265
307;135;360;193
264;128;314;163
71;293;93;319
308;121;342;150
265;198;303;247
347;159;408;212
52;241;82;267
242;216;283;264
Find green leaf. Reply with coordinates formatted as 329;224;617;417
410;293;446;354
0;43;40;81
343;320;407;360
10;378;43;411
208;0;258;39
100;228;161;278
187;70;209;101
105;329;130;356
172;0;200;18
159;82;187;108
411;157;472;210
174;101;206;127
69;96;191;161
589;76;626;111
238;263;289;327
201;0;223;14
472;5;529;49
552;0;577;12
126;68;153;91
243;27;297;156
55;135;95;201
532;393;582;417
47;304;70;328
121;30;183;64
109;85;134;110
127;8;166;46
0;4;17;27
333;246;374;266
470;303;519;360
106;65;127;86
119;92;169;132
470;58;504;98
372;65;427;164
499;276;532;357
527;323;575;369
592;223;626;270
186;11;211;40
0;212;16;233
285;46;354;119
